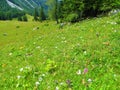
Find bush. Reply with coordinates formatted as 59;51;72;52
18;16;22;21
23;15;28;22
66;13;79;23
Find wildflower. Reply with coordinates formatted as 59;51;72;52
60;82;64;86
35;81;40;86
39;77;43;82
83;51;87;55
42;74;45;77
76;69;81;75
66;80;72;87
88;78;92;82
17;75;21;79
83;68;88;74
20;68;23;72
9;53;12;56
55;86;59;90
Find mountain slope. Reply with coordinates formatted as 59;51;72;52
6;0;47;13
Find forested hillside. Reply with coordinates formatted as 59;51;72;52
0;0;25;20
51;0;120;22
0;0;120;21
0;0;47;20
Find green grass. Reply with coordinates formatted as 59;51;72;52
0;16;120;90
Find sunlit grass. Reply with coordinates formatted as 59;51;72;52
0;16;120;90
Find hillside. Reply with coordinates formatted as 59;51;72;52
0;0;12;11
0;0;47;13
0;15;120;89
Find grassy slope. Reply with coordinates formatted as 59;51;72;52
0;16;120;90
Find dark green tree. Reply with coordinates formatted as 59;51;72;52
39;7;46;22
34;8;39;21
23;15;28;22
61;0;84;22
18;16;22;21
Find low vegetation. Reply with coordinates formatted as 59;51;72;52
0;14;120;89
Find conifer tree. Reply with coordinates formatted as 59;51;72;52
39;7;46;22
34;8;39;21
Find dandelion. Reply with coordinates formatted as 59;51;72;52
55;86;59;90
76;69;81;75
83;68;88;74
20;68;23;72
35;81;40;86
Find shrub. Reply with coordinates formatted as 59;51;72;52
23;15;28;22
66;13;79;23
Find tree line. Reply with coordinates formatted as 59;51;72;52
0;0;120;22
44;0;120;23
0;0;25;20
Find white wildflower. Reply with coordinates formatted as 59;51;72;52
55;86;59;90
42;74;45;77
35;81;40;86
84;51;87;55
17;75;21;79
76;69;82;75
60;82;64;86
20;68;23;72
88;78;92;82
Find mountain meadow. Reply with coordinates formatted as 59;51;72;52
0;0;120;90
